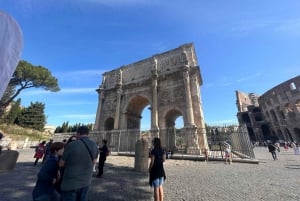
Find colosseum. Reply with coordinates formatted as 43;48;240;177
236;75;300;143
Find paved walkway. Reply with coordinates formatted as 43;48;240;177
0;147;299;201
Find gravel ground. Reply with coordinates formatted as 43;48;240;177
0;147;299;201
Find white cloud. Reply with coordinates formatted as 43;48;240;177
55;69;105;79
22;87;97;96
235;73;262;83
48;100;96;106
207;119;238;126
230;18;300;37
62;114;95;119
60;88;97;93
86;0;159;6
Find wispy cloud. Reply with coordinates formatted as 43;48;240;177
207;119;238;126
22;87;97;95
60;88;97;93
55;70;104;79
205;73;262;88
48;100;96;106
230;19;300;37
62;114;95;119
235;73;262;83
86;0;159;6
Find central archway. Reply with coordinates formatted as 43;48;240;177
125;95;150;129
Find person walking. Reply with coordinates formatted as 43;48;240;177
96;139;109;178
223;142;232;164
149;137;166;201
59;126;98;201
32;142;65;201
34;141;46;166
268;143;278;160
42;139;53;163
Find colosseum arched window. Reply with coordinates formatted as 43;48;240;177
295;99;300;113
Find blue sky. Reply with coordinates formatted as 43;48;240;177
1;0;300;130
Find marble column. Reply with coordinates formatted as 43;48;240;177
183;65;200;154
114;69;123;129
151;57;159;138
183;66;195;126
94;80;105;131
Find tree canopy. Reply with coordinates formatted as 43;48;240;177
0;60;60;115
17;101;46;131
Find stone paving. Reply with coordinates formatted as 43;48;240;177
0;147;299;201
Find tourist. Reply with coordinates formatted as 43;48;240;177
284;141;289;151
59;126;98;201
223;142;232;164
0;131;3;155
274;142;280;152
149;137;166;201
291;142;298;155
55;135;77;193
204;148;209;162
33;141;46;166
42;139;53;163
32;142;65;201
267;143;278;160
96;139;109;178
66;135;77;144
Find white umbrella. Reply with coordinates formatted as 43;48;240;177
0;11;23;99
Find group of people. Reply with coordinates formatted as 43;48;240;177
32;126;110;201
32;126;167;201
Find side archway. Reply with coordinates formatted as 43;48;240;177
160;108;184;150
104;117;114;131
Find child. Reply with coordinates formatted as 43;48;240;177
32;142;65;201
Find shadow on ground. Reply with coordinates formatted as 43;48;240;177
0;161;152;201
89;162;152;201
0;162;39;201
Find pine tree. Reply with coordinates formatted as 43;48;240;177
18;102;46;131
5;98;22;124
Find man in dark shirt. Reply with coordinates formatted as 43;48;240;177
268;143;278;160
96;139;109;178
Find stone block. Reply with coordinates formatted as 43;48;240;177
0;150;19;171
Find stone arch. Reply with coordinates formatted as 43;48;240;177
125;95;151;129
160;108;184;150
94;43;208;154
104;117;114;131
295;99;300;113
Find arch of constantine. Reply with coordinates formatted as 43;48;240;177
94;43;208;154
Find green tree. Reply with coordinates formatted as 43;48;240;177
54;122;94;133
18;101;46;131
5;98;22;124
0;60;60;115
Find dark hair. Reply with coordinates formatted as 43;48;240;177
67;135;77;144
152;137;161;149
50;142;64;154
77;126;89;135
102;139;107;144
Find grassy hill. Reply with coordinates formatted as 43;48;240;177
0;124;51;141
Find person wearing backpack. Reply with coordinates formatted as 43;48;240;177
96;139;109;178
59;126;98;201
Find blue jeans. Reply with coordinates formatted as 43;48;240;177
61;186;89;201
